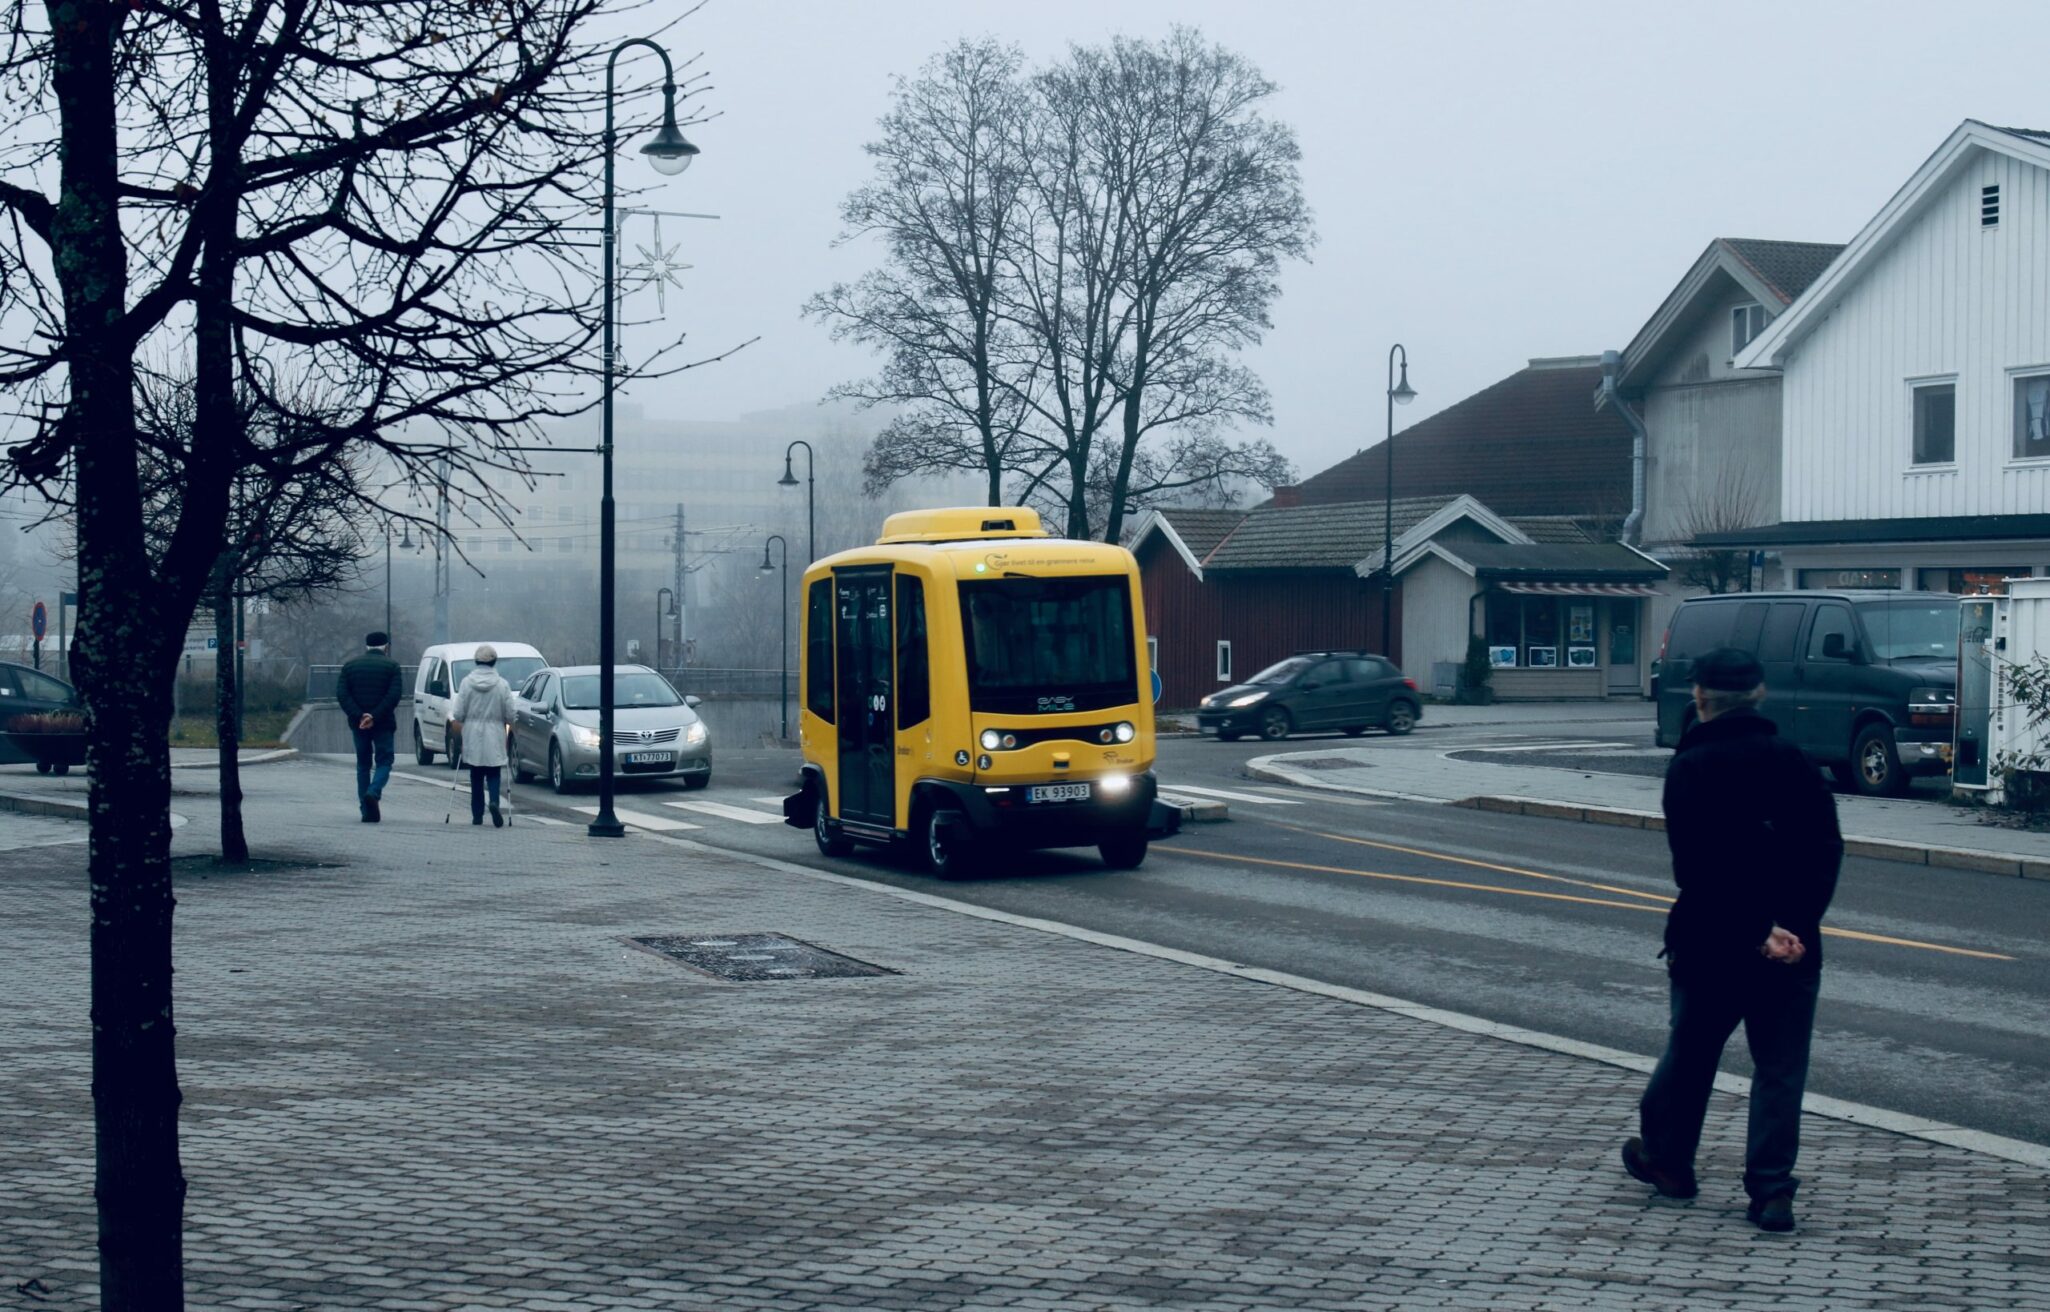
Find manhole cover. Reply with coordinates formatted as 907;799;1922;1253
628;933;897;981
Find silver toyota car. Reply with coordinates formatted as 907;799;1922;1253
509;664;711;793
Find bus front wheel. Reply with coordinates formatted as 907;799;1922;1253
1099;835;1148;870
814;786;854;857
923;806;977;880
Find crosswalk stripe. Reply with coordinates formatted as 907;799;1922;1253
570;805;702;832
1155;783;1300;806
663;799;783;825
749;795;792;808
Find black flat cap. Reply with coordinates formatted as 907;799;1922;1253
365;630;390;648
1692;647;1764;692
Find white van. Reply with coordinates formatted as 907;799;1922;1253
411;641;549;766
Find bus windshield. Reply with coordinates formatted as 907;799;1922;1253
959;574;1138;714
1855;601;1957;663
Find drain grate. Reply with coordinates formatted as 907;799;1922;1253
628;933;897;981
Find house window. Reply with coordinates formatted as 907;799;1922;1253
1982;184;2001;228
1731;303;1767;355
1215;640;1232;682
2016;373;2050;461
1912;382;1956;465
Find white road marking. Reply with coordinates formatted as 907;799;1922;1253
1464;741;1631;753
1242;784;1388;807
521;815;571;827
663;799;783;825
749;796;793;808
1155;783;1301;806
570;805;701;832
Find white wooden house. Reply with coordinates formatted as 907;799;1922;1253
1705;121;2050;593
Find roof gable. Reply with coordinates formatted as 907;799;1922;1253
1128;506;1249;578
1613;238;1843;392
1737;120;2050;369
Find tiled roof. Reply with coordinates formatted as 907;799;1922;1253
1205;497;1456;572
1446;542;1667;581
1285;362;1633;518
1721;238;1846;305
1149;507;1247;561
1507;516;1595;545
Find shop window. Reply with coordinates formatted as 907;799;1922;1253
1797;568;1900;590
1485;594;1522;666
1917;568;2019;595
1523;596;1559;668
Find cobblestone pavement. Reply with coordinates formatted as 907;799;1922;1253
4;758;2048;1310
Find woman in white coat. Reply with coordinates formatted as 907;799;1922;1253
448;644;516;827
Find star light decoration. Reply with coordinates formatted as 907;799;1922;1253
617;213;693;315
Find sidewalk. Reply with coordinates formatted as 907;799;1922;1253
4;757;2047;1310
1250;738;2050;880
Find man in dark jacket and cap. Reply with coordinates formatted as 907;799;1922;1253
1623;646;1843;1232
337;631;404;822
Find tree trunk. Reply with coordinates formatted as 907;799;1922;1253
1103;385;1145;544
214;567;248;863
53;6;190;1304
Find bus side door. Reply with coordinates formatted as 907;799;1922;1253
834;566;897;828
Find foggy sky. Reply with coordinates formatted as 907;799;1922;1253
623;0;2047;486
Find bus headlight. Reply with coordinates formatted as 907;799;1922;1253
980;728;1002;750
1114;721;1135;743
1098;773;1132;796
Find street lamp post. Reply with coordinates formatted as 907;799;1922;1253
777;439;816;563
591;37;700;839
1382;344;1416;659
760;535;789;740
655;586;675;669
386;519;415;645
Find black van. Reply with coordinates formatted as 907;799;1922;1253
1654;591;1958;797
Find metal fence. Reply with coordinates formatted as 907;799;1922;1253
659;667;787;699
307;664;419;702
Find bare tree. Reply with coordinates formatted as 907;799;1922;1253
815;29;1313;540
806;40;1038;506
1676;461;1768;594
0;3;722;1303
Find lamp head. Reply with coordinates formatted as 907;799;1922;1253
1391;361;1417;406
777;453;799;486
641;84;699;177
398;524;416;550
759;545;774;572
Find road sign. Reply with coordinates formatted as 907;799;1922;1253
1151;668;1163;704
31;600;46;640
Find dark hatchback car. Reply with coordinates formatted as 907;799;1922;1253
1654;590;1958;796
0;660;84;772
1198;651;1422;742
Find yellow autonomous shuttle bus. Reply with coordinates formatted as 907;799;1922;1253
783;507;1181;876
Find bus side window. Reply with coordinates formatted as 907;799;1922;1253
897;573;930;729
806;578;835;723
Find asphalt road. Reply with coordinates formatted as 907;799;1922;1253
383;721;2050;1148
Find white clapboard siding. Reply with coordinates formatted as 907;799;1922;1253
1778;148;2050;523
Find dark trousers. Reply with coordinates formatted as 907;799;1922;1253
352;725;395;802
1640;959;1820;1201
468;765;502;819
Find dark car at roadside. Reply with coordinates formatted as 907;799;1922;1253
1654;590;1957;796
1197;651;1422;742
0;660;84;772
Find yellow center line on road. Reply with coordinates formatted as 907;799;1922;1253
1268;821;1673;904
1177;843;2017;963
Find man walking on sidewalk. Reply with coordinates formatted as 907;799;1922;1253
1623;647;1843;1232
338;631;404;823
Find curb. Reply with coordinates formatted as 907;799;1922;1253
1247;757;2050;881
170;748;297;770
1451;795;2050;881
0;789;88;821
